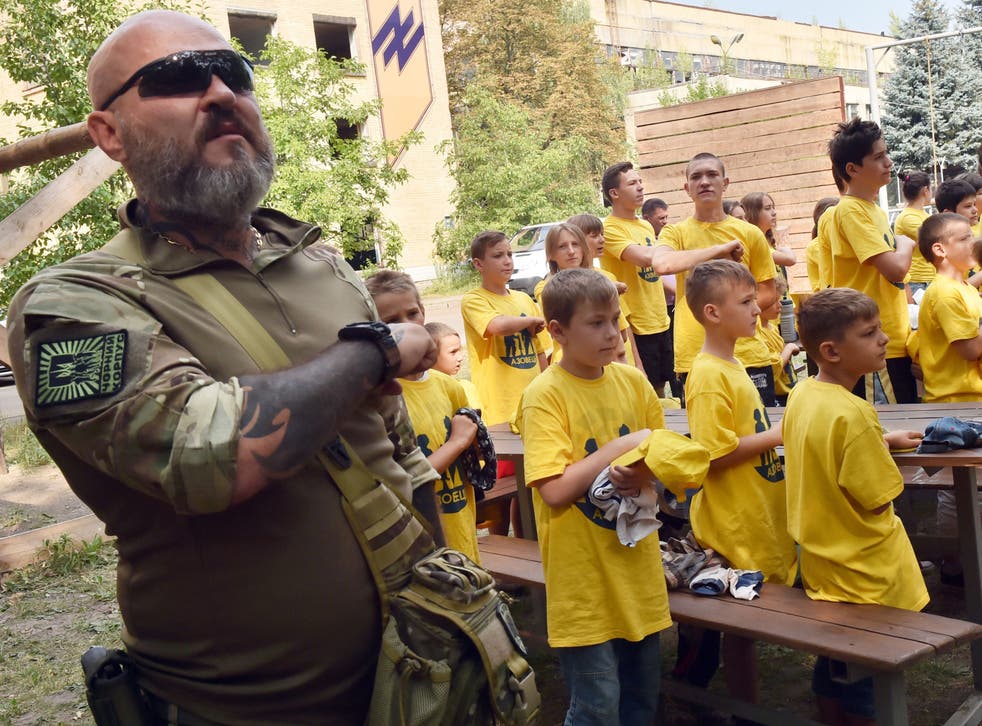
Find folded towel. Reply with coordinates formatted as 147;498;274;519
587;467;661;547
729;569;764;600
689;565;730;596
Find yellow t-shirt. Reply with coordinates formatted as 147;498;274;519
757;320;794;397
518;364;673;648
600;215;669;335
894;207;934;283
400;371;481;564
814;209;834;290
458;379;483;411
828;196;911;358
917;275;982;402
685;352;796;584
461;287;545;426
805;238;822;292
783;378;928;610
658;216;775;372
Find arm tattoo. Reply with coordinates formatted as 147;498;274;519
237;339;386;477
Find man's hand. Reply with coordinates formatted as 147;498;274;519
715;240;744;263
391;322;438;378
885;429;923;450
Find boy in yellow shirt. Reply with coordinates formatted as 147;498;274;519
367;270;482;563
681;260;797;701
461;230;547;427
425;321;483;411
826;118;917;403
784;288;927;724
650;152;779;406
598;161;672;395
518;268;709;724
916;213;982;584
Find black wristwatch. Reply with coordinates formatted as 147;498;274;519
338;321;401;383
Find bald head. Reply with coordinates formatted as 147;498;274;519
87;10;228;111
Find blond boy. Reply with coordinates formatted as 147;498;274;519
785;288;927;723
461;231;548;427
425;321;482;411
366;270;481;563
518;268;708;723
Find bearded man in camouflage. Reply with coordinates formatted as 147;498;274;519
6;10;443;724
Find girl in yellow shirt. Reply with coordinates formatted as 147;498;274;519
893;170;934;290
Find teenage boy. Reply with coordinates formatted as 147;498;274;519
599;162;672;395
825;118;917;403
681;260;797;701
916;213;982;585
935;178;980;227
518;267;709;724
461;230;547;427
784;288;927;725
366;270;482;563
651;152;779;406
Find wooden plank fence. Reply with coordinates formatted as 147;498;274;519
633;76;845;292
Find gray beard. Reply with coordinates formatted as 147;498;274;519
120;118;275;227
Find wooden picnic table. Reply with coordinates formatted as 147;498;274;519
489;401;982;691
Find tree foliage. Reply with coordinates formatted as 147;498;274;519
434;88;603;262
437;0;625;261
254;37;418;267
0;0;414;312
881;0;979;178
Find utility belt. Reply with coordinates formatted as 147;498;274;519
81;646;219;726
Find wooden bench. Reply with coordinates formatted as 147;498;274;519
479;534;982;726
475;475;517;534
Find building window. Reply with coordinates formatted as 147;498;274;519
336;119;359;140
314;16;356;61
228;11;275;63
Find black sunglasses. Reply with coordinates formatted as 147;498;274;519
98;49;255;111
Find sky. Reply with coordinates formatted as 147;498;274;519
671;0;963;36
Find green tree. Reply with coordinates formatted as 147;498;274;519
881;0;977;177
0;0;414;313
434;88;602;262
254;37;418;267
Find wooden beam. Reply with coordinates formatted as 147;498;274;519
0;147;120;267
0;122;93;174
0;514;106;573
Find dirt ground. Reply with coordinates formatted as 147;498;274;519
0;464;91;538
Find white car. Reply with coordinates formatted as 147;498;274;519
507;222;560;298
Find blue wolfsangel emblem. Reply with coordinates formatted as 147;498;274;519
753;408;784;482
35;332;127;407
500;314;538;369
573;426;631;529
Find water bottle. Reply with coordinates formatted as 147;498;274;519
779;297;797;342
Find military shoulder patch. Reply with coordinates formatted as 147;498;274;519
36;331;127;407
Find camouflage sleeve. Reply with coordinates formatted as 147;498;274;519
8;277;242;514
380;393;439;491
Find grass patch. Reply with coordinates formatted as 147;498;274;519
1;536;119;725
421;264;479;297
2;419;53;469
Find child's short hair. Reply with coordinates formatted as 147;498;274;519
541;268;617;326
957;172;982;193
934;179;976;215
774;275;789;296
828;117;882;183
365;269;420;303
797;288;879;360
567;213;603;236
544;223;592;274
685;260;757;324
811;197;839;238
471;230;507;260
641;198;667;217
601;162;634;206
722;200;742;216
918;212;966;264
424;321;459;345
900;170;931;202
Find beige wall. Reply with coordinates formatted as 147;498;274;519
590;0;893;92
0;1;455;278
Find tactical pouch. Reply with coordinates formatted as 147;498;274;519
81;647;156;726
